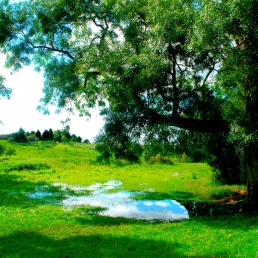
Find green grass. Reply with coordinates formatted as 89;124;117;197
0;140;257;258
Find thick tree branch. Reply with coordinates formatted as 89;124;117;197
144;108;229;132
28;41;75;60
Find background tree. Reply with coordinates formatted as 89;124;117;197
53;130;62;142
95;111;143;163
9;128;28;143
197;0;258;208
48;128;54;141
58;125;71;144
142;125;178;162
25;131;35;136
35;130;41;140
41;129;51;141
71;134;82;143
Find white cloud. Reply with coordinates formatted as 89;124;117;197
59;181;189;221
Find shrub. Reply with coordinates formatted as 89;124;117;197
149;154;174;165
180;152;192;163
4;162;50;172
27;134;38;143
0;144;16;161
95;129;143;164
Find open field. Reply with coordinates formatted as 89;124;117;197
0;140;257;257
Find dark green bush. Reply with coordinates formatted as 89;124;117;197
4;162;50;172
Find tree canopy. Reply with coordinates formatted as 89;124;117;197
1;0;258;209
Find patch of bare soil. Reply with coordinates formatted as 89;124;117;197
213;189;246;205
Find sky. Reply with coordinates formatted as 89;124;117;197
0;54;104;141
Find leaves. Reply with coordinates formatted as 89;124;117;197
0;144;16;162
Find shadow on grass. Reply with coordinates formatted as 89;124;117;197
189;212;258;231
75;212;173;226
74;210;258;232
0;231;231;258
0;173;64;207
133;191;196;201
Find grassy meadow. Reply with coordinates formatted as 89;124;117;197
0;140;257;258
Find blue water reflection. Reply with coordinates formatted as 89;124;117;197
27;180;189;221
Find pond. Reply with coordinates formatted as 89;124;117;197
26;180;189;222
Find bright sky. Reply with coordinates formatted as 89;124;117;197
0;54;104;141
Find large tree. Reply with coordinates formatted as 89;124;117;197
1;0;258;209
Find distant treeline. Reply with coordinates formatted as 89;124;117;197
4;128;90;144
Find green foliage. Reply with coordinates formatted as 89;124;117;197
176;130;211;163
26;134;38;143
175;130;244;184
143;126;178;162
53;130;62;142
208;135;244;185
54;131;79;144
0;3;13;45
0;74;12;99
71;134;82;143
210;189;234;200
95;112;143;164
95;130;142;164
0;144;16;161
9;128;28;143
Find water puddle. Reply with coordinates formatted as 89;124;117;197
26;180;189;221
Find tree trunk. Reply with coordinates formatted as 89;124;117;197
244;144;258;211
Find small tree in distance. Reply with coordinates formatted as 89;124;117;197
9;128;28;143
53;130;62;142
0;144;16;162
41;129;51;141
35;130;41;140
49;128;54;141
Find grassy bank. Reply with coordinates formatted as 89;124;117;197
0;140;257;257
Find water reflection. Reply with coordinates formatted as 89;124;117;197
27;180;189;221
180;200;242;217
